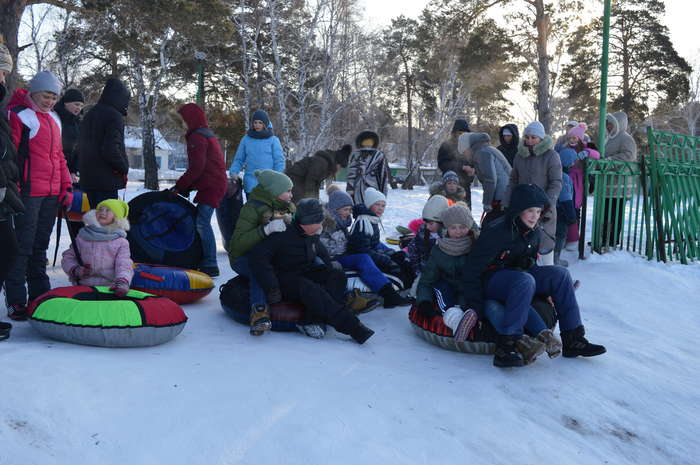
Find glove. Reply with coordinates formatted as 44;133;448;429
577;151;589;160
418;301;440;319
263;218;286;235
225;177;239;198
267;287;282;304
59;189;73;207
71;264;92;280
330;261;344;271
110;278;130;297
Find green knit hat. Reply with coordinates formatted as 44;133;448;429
254;169;293;197
96;199;129;220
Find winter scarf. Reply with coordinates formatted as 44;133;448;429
517;135;555;158
78;210;128;241
247;127;273;139
350;212;381;237
437;235;473;257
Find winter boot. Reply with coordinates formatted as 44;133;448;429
493;335;525;368
395;225;412;235
249;304;272;336
350;321;374;344
378;284;411;309
345;289;380;315
442;307;478;343
199;266;220;277
515;334;546;365
296;323;326;339
561;326;606;358
7;304;28;322
0;321;11;341
537;329;562;358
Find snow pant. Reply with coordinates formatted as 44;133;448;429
336;253;390;293
0;217;19;289
485;265;582;335
196;204;217;268
83;189;118;207
278;268;361;336
232;256;267;307
566;220;579;244
4;196;58;305
601;197;626;247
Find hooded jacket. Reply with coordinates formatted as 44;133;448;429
346;131;389;205
175;104;227;208
54;96;81;174
6;88;72;200
462;133;512;209
78;78;130;191
428;182;466;204
497;124;519;166
229;114;285;193
604;112;638;198
285;146;350;201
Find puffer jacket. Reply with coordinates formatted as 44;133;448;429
229;133;285;193
463;133;512;209
346;203;396;271
505;135;562;251
54;97;81;174
6;88;72;199
319;208;350;258
176;103;227;208
61;210;134;286
604;111;638;198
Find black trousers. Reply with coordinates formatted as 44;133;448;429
0;217;19;288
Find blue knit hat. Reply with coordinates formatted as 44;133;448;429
29;71;61;95
328;189;353;212
252;109;272;128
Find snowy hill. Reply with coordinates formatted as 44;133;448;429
2;185;699;465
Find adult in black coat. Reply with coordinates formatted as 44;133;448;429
461;183;605;367
497;123;519;167
248;198;374;343
78;78;130;205
54;88;84;178
437;119;474;208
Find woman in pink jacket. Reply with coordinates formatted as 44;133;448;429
563;124;599;248
62;199;134;296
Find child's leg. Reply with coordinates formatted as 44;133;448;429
527;265;582;331
484;270;533;335
432;280;456;314
336;254;390;293
484;300;547;335
232;256;267;307
195;204;218;269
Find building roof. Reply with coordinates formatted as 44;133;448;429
124;126;174;151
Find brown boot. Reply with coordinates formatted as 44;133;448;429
515;334;546;365
345;289;380;315
537;329;562;358
249;304;272;336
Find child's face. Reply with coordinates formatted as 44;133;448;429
369;200;386;217
445;181;458;193
447;223;469;238
519;207;542;229
277;189;292;202
253;120;265;131
424;220;441;233
336;206;352;219
568;135;581;146
96;207;115;226
523;134;541;146
502;134;513;144
300;223;322;235
31;91;58;112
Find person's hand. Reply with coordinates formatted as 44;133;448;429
59;190;73;207
263;218;286;235
110;278;130;297
418;301;440;319
267;288;282;304
71;264;92;280
70;173;79;184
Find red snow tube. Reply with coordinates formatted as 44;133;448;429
408;305;498;355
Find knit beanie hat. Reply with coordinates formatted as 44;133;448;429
440;204;474;230
62;88;84;103
452;119;470;133
252;109;271;128
567;126;586;142
523;121;546;139
0;39;12;74
422;195;449;222
565;120;579;129
254;169;292;197
96;199;129;220
363;187;386;208
295;198;324;225
457;132;473;154
29;71;62;95
328;188;353;212
442;171;459;184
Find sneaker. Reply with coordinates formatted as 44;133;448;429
453;309;478;343
296;323;326;339
537;329;562;358
0;321;11;341
515;334;546;365
249;304;272;336
7;304;28;321
345;289;380;315
199;266;220;277
561;326;606;358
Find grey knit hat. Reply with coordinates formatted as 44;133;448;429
523;121;546;139
0;41;12;74
29;71;62;95
328;189;353;212
422;195;449;222
295;198;324;225
440;204;475;230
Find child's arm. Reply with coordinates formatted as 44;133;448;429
114;240;134;284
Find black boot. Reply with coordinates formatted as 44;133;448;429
493;334;525;368
350;321;374;344
379;284;411;309
561;326;606;358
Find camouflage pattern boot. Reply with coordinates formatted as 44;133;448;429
249;304;272;336
515;334;546;365
345;289;380;315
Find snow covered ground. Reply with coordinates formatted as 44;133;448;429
2;184;699;465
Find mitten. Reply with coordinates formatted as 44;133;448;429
110;278;130;297
263;218;286;235
418;300;440;319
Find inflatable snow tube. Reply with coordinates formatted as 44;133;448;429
27;286;187;347
219;276;305;332
130;263;214;304
345;271;403;293
408;305;497;355
58;188;90;222
127;190;202;269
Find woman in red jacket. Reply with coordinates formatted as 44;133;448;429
172;103;227;277
4;71;72;320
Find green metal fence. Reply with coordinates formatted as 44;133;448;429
582;129;700;264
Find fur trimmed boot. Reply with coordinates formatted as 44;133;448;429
515;334;546;365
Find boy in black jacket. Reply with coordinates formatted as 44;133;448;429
248;198;374;343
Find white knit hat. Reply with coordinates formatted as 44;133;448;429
422;195;449;222
363;187;386;208
524;121;546;139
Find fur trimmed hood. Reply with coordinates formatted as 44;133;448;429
517;135;555;158
82;209;130;232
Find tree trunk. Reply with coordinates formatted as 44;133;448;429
266;0;291;159
534;0;551;133
0;0;26;93
141;111;159;191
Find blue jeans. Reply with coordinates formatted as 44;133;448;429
486;265;582;335
336;254;390;293
232;256;267;307
196;204;217;268
483;300;547;336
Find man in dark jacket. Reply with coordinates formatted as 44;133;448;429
79;78;130;206
55;88;84;179
461;184;605;367
497;124;519;166
248;198;374;343
437;119;474;208
285;144;351;201
173;103;227;277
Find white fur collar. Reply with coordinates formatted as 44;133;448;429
82;210;130;232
